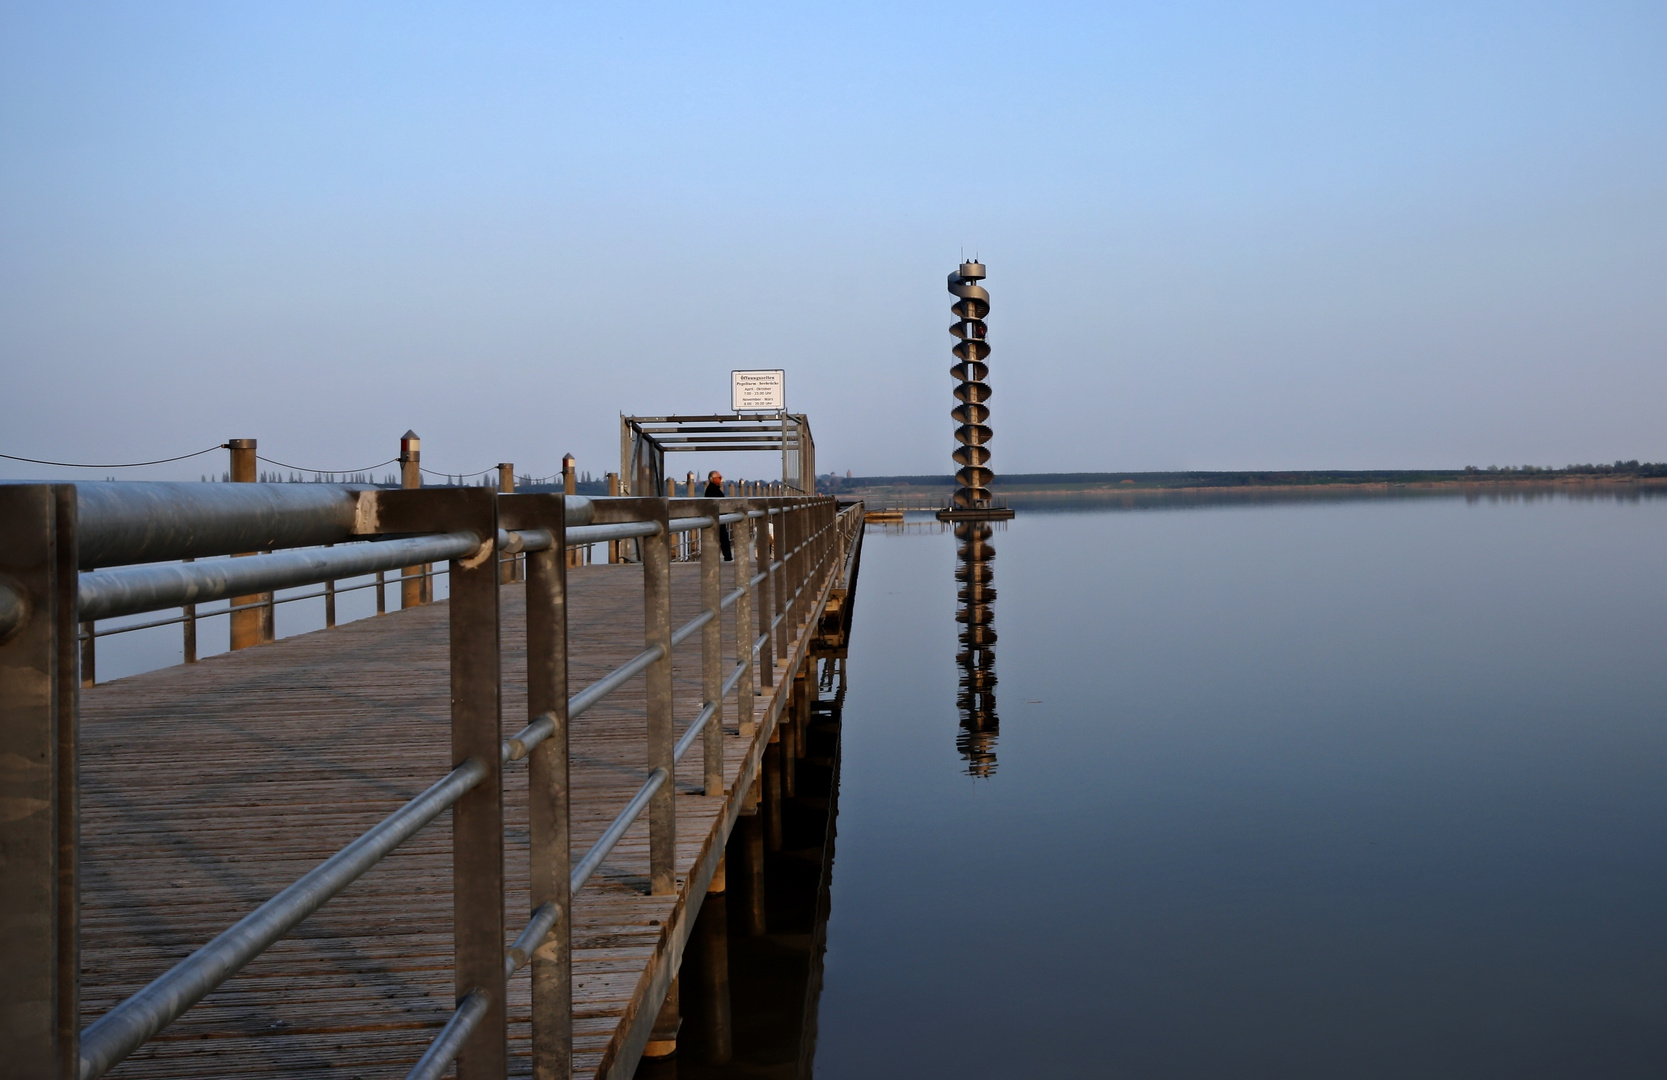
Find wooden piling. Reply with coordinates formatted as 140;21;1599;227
228;438;266;650
399;431;423;609
642;978;680;1060
763;741;783;852
498;464;516;584
735;810;767;936
606;476;620;570
690;889;732;1065
563;455;580;568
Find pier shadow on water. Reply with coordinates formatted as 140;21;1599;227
639;658;847;1080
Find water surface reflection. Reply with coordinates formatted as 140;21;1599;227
953;521;999;776
815;493;1667;1079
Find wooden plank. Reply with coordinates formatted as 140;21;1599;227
76;558;821;1079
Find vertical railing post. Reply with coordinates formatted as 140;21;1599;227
182;558;197;663
78;622;93;688
606;473;622;563
228;438;265;650
448;488;506;1078
382;484;506;1078
400;431;424;609
776;502;790;656
733;512;756;740
757;503;775;689
0;483;79;1078
51;487;78;1080
793;501;806;627
512;495;571;1080
323;549;336;628
644;498;676;895
700;508;724;796
782;501;798;635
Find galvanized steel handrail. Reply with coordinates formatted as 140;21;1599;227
566;519;662;546
506;901;562;979
674;701;719;762
78;532;483;622
83;573;393;639
671;607;716;648
67;481;599;569
78;756;491;1080
567;644;665;720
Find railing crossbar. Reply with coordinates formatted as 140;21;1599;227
674;701;719;763
78;756;491;1080
670;607;715;648
570;767;668;892
404;988;491;1080
567;645;664;720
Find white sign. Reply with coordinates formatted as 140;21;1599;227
731;369;785;411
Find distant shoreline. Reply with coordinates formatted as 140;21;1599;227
833;470;1667;505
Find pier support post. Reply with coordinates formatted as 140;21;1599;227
643;977;681;1060
780;692;797;799
691;886;733;1064
734;810;767;935
763;741;783;852
0;484;80;1079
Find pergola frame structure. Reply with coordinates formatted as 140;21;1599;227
620;413;816;496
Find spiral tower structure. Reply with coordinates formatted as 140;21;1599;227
954;520;999;777
947;261;994;509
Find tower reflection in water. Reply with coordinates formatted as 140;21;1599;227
954;521;999;776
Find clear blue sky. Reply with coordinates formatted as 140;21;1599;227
2;1;1663;481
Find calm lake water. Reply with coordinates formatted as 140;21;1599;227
811;490;1667;1078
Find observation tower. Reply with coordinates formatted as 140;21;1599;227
937;261;1015;522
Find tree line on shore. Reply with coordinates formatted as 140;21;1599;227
820;461;1667;493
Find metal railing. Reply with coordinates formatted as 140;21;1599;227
0;479;861;1080
74;519;710;684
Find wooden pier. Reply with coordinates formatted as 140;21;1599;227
0;482;863;1080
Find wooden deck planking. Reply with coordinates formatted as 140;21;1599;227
78;559;796;1079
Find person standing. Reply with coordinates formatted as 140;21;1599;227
704;470;732;560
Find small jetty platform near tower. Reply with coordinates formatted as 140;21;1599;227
937;261;1015;524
